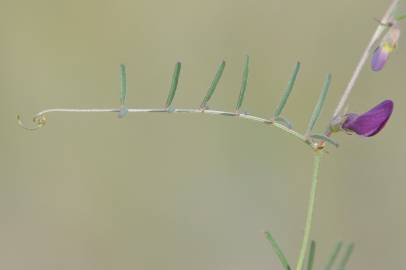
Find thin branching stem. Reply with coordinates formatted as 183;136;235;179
18;107;321;149
332;0;400;119
295;152;322;270
293;0;398;258
14;4;398;270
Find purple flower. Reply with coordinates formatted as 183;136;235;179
371;46;391;71
342;100;394;137
371;23;400;71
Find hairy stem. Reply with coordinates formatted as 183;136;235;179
332;0;400;119
295;153;322;270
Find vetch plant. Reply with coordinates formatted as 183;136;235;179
17;1;404;269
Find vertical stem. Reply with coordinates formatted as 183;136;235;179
295;153;322;270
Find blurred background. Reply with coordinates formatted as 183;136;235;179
1;0;405;269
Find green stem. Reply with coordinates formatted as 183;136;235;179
295;153;322;270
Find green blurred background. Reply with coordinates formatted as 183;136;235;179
1;0;405;269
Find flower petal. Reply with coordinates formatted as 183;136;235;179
342;100;394;137
371;46;390;71
371;22;400;72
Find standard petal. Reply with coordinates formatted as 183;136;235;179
342;100;394;137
